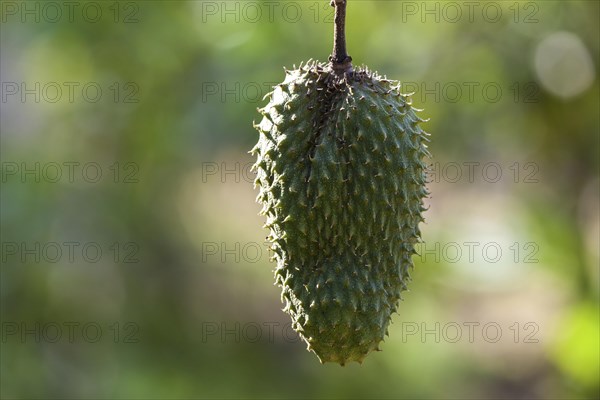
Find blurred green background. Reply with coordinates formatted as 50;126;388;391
1;1;598;399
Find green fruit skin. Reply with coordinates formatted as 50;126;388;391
251;61;430;365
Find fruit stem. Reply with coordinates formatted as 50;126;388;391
329;0;352;74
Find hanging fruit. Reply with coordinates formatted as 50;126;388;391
251;0;430;365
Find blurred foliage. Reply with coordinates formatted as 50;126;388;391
1;1;599;399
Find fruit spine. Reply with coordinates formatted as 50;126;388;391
251;0;430;365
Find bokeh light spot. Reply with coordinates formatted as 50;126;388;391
534;31;595;99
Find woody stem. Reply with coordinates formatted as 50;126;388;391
330;0;352;73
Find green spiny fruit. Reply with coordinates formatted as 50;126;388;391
251;1;430;365
251;60;430;365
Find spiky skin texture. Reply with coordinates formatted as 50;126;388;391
251;61;430;365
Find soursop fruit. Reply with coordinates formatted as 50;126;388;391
251;60;430;365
